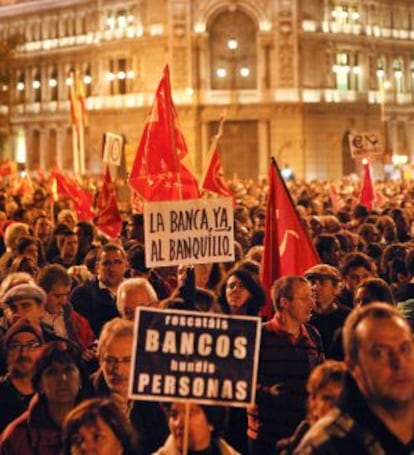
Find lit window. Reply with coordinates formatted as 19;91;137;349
217;68;227;78
227;39;238;50
240;67;250;78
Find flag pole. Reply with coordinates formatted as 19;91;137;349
72;125;80;175
200;111;226;187
79;120;85;175
165;66;182;200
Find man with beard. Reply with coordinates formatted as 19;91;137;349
295;303;414;454
0;318;44;432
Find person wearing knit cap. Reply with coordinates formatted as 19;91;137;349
0;318;44;432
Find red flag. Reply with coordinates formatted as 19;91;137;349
359;159;375;210
200;146;233;198
51;169;95;221
260;158;320;319
0;160;16;177
95;166;122;239
128;65;200;201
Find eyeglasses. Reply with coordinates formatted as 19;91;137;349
102;356;132;368
8;341;41;352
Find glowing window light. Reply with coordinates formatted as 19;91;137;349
240;67;250;77
216;68;227;78
227;39;238;50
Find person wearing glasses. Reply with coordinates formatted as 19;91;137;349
0;318;44;432
93;318;168;455
70;243;128;337
248;276;324;455
218;268;265;316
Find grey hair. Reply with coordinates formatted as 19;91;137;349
98;317;134;357
4;222;30;251
116;277;158;315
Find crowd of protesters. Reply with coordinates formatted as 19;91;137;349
0;170;412;454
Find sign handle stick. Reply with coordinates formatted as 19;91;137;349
183;401;190;455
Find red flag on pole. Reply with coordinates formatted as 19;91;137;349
260;158;320;319
51;169;95;221
128;65;200;201
95;166;123;239
359;158;375;211
200;146;233;197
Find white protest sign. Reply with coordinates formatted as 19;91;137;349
144;197;234;267
349;131;384;158
129;308;262;407
102;132;124;166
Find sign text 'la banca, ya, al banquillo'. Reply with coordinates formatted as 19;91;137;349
143;197;235;267
128;308;261;407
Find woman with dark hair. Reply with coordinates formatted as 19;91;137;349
217;268;265;454
62;398;139;455
0;343;91;454
154;402;238;455
218;268;265;316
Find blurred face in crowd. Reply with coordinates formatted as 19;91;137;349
349;315;414;412
283;281;315;326
225;275;251;314
98;250;127;288
40;361;81;406
343;266;373;294
46;283;71;315
168;403;212;452
118;285;157;321
22;242;39;264
69;417;123;455
309;380;342;422
326;239;342;267
101;335;132;397
60;234;79;260
34;217;52;241
126;220;144;243
310;277;340;314
7;331;42;378
8;298;44;323
61;213;77;230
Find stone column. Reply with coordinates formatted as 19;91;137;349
258;120;269;180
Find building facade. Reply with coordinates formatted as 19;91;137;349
0;0;413;180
